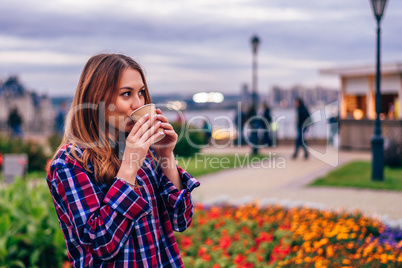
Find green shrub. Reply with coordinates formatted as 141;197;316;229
47;133;62;154
172;122;204;158
0;136;48;172
0;178;68;267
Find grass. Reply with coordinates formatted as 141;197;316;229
176;153;267;178
310;161;402;191
0;170;48;182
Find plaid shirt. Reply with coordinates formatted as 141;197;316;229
46;144;200;267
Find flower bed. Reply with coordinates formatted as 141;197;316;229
176;204;402;267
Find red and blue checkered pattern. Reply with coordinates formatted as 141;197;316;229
47;144;200;267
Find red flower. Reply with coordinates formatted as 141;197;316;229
241;226;251;235
201;254;211;261
255;232;273;246
205;238;214;246
208;207;221;219
45;159;52;172
180;236;193;250
278;223;290;230
269;244;291;264
218;234;232;250
198;246;207;256
234;254;246;264
195;203;204;210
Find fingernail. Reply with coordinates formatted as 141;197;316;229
158;131;164;135
153;114;158;118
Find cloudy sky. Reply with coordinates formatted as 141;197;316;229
1;0;401;97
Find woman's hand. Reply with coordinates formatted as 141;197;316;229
151;108;178;158
116;113;163;184
152;109;183;190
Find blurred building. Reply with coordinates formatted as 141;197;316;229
269;85;339;108
321;62;402;150
0;76;55;135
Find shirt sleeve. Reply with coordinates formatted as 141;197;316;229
49;164;152;261
158;165;200;232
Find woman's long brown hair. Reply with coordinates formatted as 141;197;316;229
51;53;152;184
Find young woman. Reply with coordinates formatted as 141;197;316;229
46;53;200;267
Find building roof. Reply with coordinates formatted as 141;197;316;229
320;62;402;77
0;76;26;97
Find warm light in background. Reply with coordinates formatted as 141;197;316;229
166;101;187;110
353;109;364;120
211;128;236;140
193;92;224;103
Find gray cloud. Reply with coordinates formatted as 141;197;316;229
0;0;401;96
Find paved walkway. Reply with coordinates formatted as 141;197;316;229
192;145;402;227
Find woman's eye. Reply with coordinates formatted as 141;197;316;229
122;91;131;97
139;89;146;96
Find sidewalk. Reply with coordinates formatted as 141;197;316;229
192;145;402;227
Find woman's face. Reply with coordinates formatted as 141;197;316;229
107;68;146;134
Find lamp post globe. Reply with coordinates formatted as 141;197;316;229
370;0;388;181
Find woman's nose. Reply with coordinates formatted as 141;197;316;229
130;96;143;111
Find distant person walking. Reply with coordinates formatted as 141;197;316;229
247;105;259;148
292;98;310;159
262;101;272;146
202;119;212;145
7;107;23;138
234;103;247;146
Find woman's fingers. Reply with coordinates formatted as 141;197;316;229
126;108;174;148
148;131;165;145
127;113;149;137
128;114;157;139
160;122;173;130
139;120;162;143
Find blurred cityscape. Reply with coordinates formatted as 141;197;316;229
1;59;401;151
0;75;339;142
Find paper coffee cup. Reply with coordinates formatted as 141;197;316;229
130;104;165;143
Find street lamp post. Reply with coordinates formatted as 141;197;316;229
250;35;260;155
370;0;388;181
